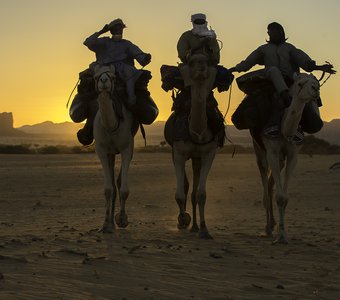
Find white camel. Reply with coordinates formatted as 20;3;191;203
253;73;320;244
93;64;134;233
172;54;220;239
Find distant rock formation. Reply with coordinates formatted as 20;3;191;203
0;112;27;136
1;112;14;130
1;111;340;146
315;119;340;146
19;121;81;136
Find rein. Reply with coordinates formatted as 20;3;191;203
223;81;233;120
66;78;80;108
222;82;236;157
317;61;334;87
319;72;332;87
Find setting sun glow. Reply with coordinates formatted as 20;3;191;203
0;0;339;127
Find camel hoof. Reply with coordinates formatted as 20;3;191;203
266;225;275;236
258;226;274;238
257;231;273;238
198;229;213;239
190;223;199;233
98;223;114;233
115;212;129;228
272;236;288;245
177;212;191;229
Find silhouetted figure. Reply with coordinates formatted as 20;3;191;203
230;22;336;140
70;18;157;145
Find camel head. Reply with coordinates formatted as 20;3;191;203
188;53;209;82
93;64;116;94
292;73;320;103
281;73;320;139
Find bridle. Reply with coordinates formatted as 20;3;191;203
95;69;121;133
95;70;116;94
317;61;334;87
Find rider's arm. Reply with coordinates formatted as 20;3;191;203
83;25;109;51
209;38;220;65
126;41;151;67
234;46;264;72
177;32;191;64
290;47;316;72
291;47;336;74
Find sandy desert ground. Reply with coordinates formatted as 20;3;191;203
0;152;339;300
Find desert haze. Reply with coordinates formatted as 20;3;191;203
1;112;340;147
0;152;339;299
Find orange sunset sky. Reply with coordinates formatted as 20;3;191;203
0;0;339;127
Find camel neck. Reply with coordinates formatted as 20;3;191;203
189;83;208;138
281;95;306;138
97;92;119;131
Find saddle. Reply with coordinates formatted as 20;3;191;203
164;89;225;147
232;70;324;136
70;68;158;126
160;64;233;93
160;65;184;92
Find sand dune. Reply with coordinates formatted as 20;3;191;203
0;153;339;299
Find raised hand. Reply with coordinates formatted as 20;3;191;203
100;24;109;34
322;62;336;74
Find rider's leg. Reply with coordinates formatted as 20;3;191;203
263;67;290;137
266;66;291;106
125;79;137;109
265;66;288;94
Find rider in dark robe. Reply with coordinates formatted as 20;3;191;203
163;13;233;146
72;18;155;145
230;22;336;139
177;13;220;91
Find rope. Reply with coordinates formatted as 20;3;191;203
223;81;232;120
140;123;147;147
217;39;223;51
66;78;80;108
222;82;236;157
318;61;334;87
320;72;332;87
318;71;326;82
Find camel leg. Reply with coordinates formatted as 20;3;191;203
173;150;191;229
283;148;298;192
266;150;288;244
184;171;189;211
115;146;133;228
257;158;276;236
254;141;276;236
197;149;216;239
274;147;298;243
97;151;116;233
109;154;116;226
190;158;200;232
267;173;276;233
